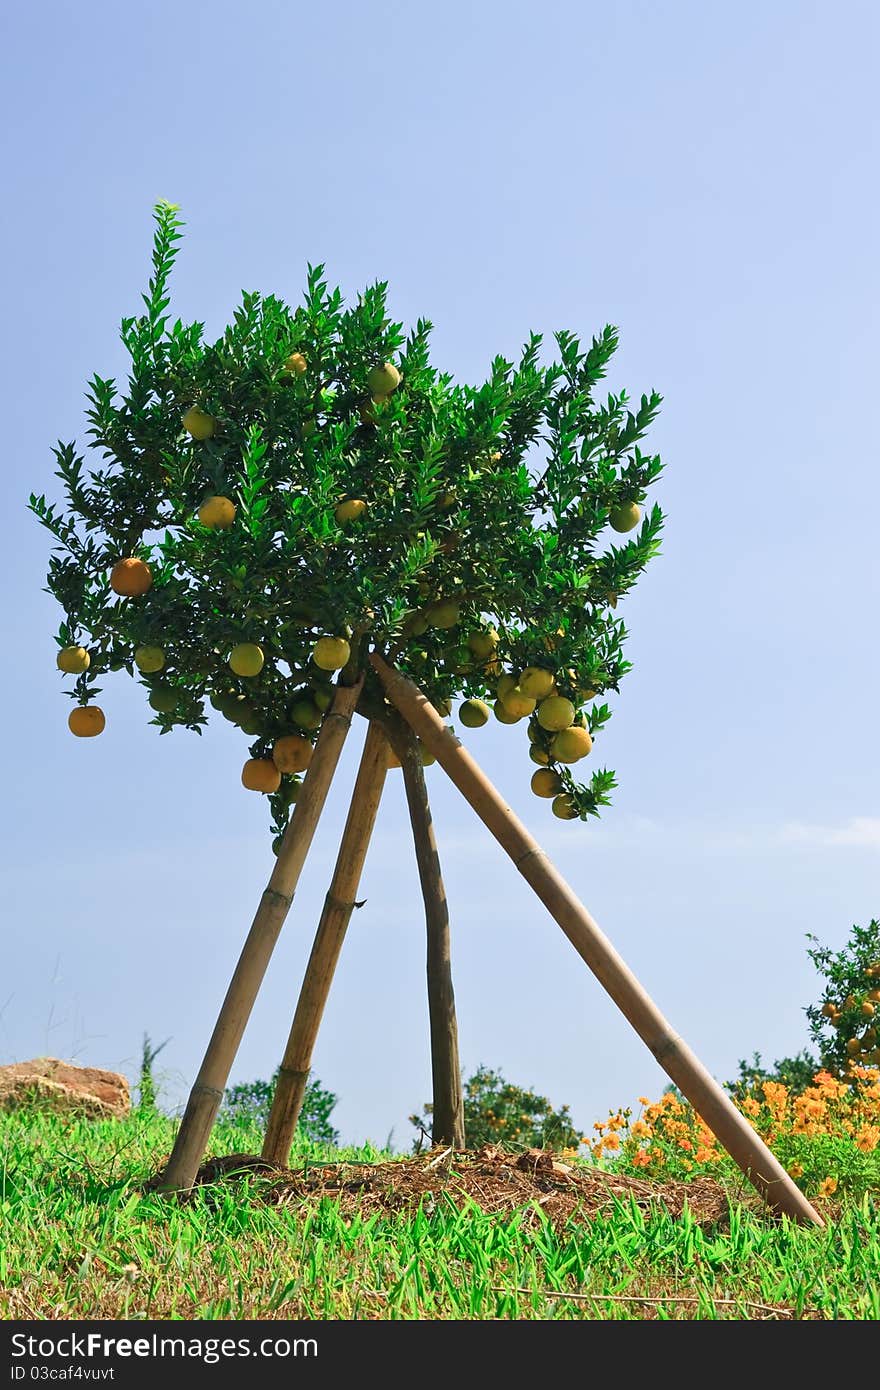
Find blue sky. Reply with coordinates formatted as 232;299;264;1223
2;0;878;1148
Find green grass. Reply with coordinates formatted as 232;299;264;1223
2;1109;879;1320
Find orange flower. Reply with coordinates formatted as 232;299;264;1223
638;1096;650;1105
602;1133;621;1152
817;1177;838;1197
788;1161;804;1178
695;1146;716;1163
855;1125;880;1153
631;1120;650;1138
631;1149;651;1168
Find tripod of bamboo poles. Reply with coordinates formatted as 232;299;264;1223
160;656;823;1229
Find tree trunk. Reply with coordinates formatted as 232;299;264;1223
399;725;465;1149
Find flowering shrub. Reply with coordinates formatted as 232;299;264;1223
590;1066;880;1201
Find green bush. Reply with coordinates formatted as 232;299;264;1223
412;1065;582;1151
221;1070;339;1146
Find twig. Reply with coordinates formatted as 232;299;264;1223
490;1286;795;1317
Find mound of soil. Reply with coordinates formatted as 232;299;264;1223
152;1145;734;1229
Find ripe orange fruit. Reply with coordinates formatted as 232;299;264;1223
110;557;153;597
134;645;165;674
459;699;490;728
335;498;368;524
536;696;575;732
241;758;281;793
551;793;578;820
57;646;90;674
496;673;517;701
821;1001;837;1018
551;726;593;763
427;600;460;630
529;745;550;766
609;500;641;533
860;1001;876;1018
283;351;307;375
272;734;313;774
367;362;401;396
518;667;555;700
198;495;236;529
182;405;216;440
229;643;265;677
868;989;880;1003
68;706;105;737
313;636;350;671
501;687;536;719
531;768;562;798
846;1037;862;1056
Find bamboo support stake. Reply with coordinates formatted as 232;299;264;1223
370;653;823;1228
261;722;389;1166
399;727;465;1148
159;679;363;1192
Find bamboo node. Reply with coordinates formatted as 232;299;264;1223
191;1082;225;1102
276;1065;309;1083
514;847;548;869
324;890;364;914
262;887;294;909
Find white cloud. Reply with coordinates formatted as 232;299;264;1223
778;817;880;849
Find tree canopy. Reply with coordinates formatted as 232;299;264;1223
32;202;664;844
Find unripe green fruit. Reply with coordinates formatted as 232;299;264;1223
536;696;576;732
367;362;401;396
459;698;490;728
609;500;641;533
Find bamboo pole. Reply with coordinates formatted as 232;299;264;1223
261;722;389;1166
159;679;363;1192
399;726;465;1148
370;653;823;1228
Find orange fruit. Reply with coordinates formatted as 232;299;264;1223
283;351;307;375
821;1002;837;1018
518;667;555;700
609;500;641;533
272;734;313;774
493;699;521;725
229;643;265;677
467;628;499;659
501;687;536;719
57;646;90;674
241;758;281;793
427;600;460;630
531;768;562;798
367;362;401;396
134;645;165;674
110;557;153;597
846;1037;862;1056
182;405;216;440
536;696;575;732
529;745;550;766
459;699;490;728
860;1001;876;1018
551;793;578;820
289;697;322;730
313;636;350;671
148;686;178;714
868;989;880;1003
68;706;105;737
551;726;593;763
335;498;368;524
198;495;236;529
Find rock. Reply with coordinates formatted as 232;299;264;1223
0;1058;130;1118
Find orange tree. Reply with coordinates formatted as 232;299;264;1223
31;202;664;849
